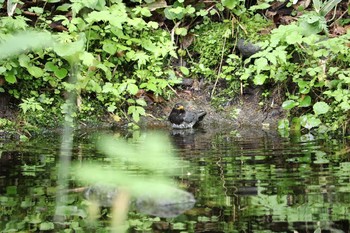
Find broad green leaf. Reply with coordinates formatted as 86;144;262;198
39;222;54;231
133;106;145;122
134;51;150;68
253;74;267;85
313;101;330;115
300;114;321;129
102;40;117;55
285;31;303;44
27;66;44;78
45;62;57;72
140;7;152;17
255;57;268;74
5;74;16;84
299;95;311;107
127;83;139;95
282;100;298;110
339;101;350;111
0;66;6;74
249;3;270;11
18;54;30;68
136;98;147;106
265;53;277;65
147;21;159;29
56;3;71;11
54;68;68;79
222;0;237;9
80;51;95;66
179;66;189;76
175;27;187;36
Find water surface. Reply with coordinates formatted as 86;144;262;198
1;126;350;232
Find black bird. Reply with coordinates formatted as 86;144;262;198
168;103;206;129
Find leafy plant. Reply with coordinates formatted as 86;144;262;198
298;0;342;36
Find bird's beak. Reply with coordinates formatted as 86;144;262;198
176;105;184;110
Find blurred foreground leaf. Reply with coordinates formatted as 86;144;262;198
97;133;185;174
75;133;189;197
0;31;53;59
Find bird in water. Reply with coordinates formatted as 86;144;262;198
168;103;206;129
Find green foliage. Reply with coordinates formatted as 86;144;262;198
0;0;348;136
237;18;350;134
190;22;233;79
0;1;183;128
299;0;342;36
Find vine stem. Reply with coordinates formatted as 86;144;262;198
211;37;227;98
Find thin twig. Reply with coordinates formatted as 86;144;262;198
211;37;227;97
167;83;180;97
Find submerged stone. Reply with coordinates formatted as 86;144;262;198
83;185;196;218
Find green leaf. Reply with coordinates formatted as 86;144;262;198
147;21;159;29
285;31;303;45
300;114;321;130
39;222;54;231
179;66;189;76
18;54;30;68
54;68;68;79
222;0;237;9
299;95;311;107
45;62;57;72
255;57;268;74
5;74;16;84
140;7;152;17
175;27;187;36
27;66;44;78
102;40;117;55
80;51;95;66
253;74;267;85
56;3;71;11
313;101;330;115
249;3;270;11
127;83;139;95
136;98;147;106
282;100;298;110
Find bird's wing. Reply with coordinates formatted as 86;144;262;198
183;111;198;123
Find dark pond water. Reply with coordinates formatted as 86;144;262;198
1;126;350;232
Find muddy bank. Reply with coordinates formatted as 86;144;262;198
141;86;285;131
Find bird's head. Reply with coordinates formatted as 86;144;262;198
174;103;185;111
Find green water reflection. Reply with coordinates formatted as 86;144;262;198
1;127;350;232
